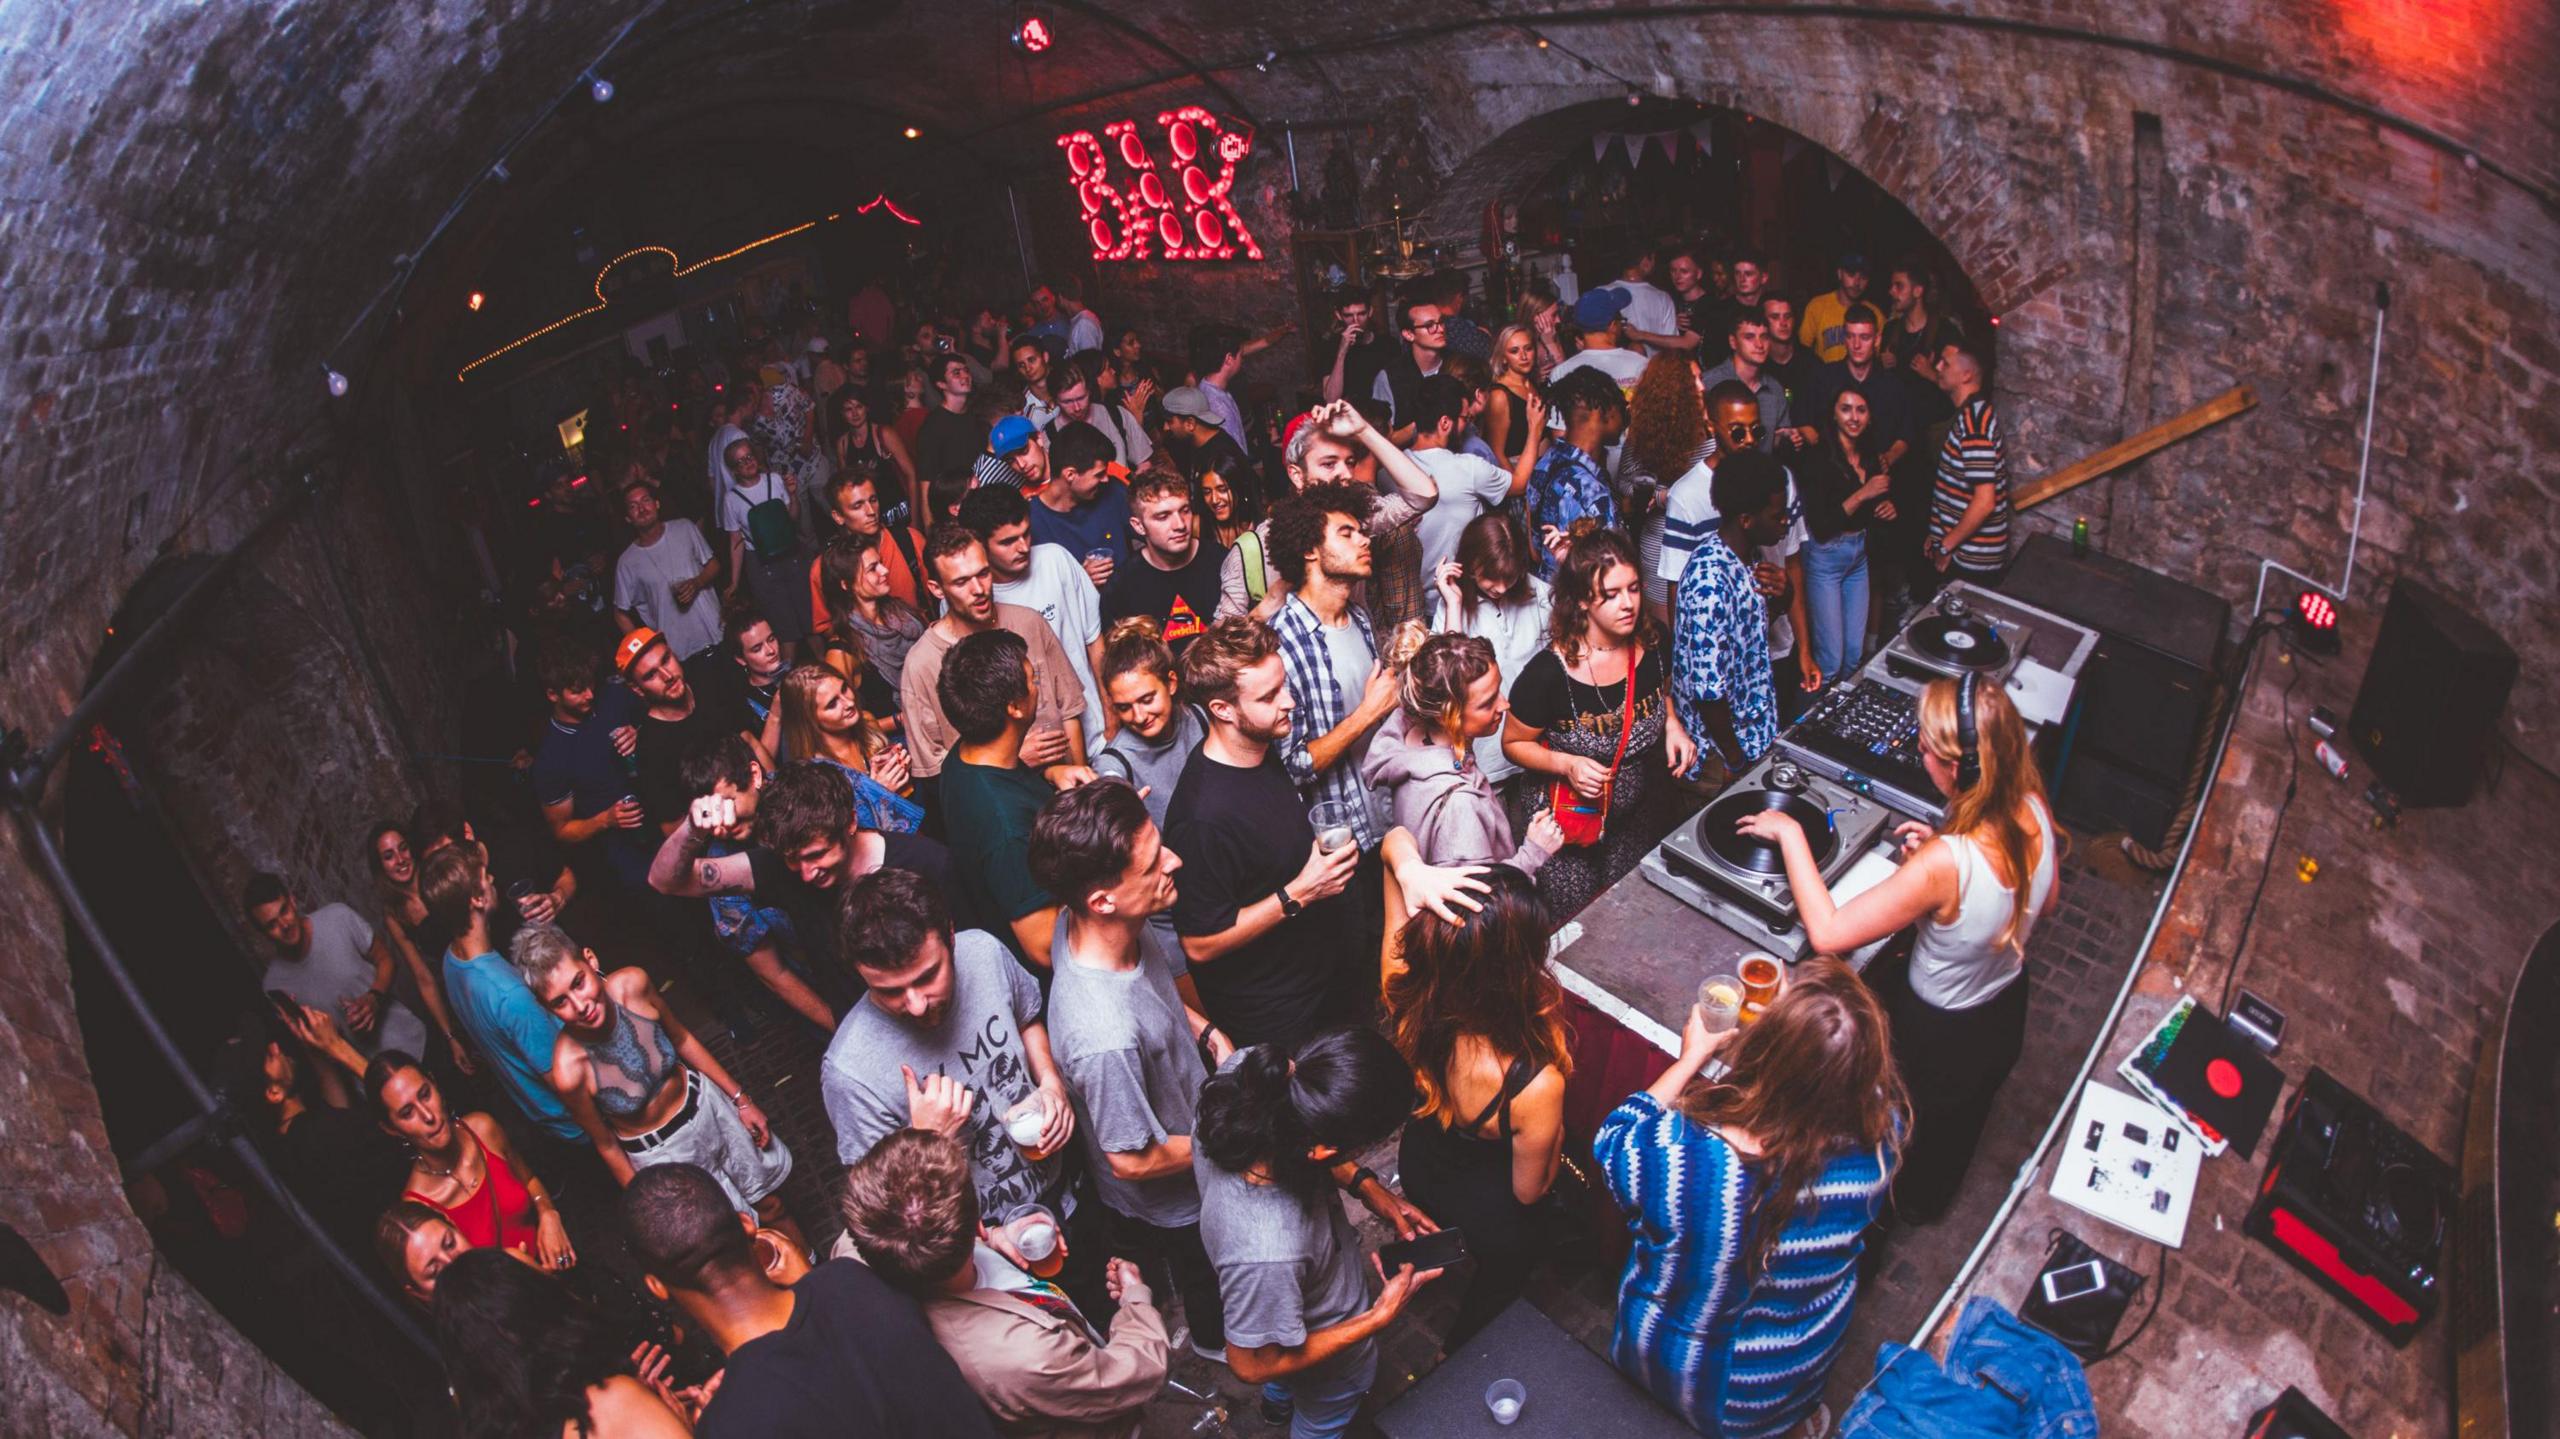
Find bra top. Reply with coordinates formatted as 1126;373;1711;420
1448;1053;1540;1141
579;995;680;1121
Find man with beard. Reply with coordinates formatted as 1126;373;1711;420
1212;400;1439;623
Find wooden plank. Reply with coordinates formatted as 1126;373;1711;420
2014;384;2258;511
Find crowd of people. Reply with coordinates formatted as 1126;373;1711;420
221;237;2058;1439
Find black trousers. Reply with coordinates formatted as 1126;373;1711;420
1887;970;2028;1222
1105;1206;1227;1350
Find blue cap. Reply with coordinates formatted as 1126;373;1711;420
1571;287;1631;330
988;415;1040;456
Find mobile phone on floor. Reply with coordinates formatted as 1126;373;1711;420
1377;1228;1467;1276
2040;1259;2108;1305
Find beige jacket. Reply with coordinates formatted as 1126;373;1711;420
921;1284;1171;1439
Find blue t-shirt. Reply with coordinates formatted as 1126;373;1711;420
1670;533;1776;773
529;685;650;888
1025;482;1132;563
442;948;581;1141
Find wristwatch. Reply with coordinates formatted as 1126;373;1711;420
1277;886;1304;920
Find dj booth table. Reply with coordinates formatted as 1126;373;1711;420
1543;581;2100;1139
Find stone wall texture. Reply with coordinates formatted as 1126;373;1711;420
2;0;2552;1429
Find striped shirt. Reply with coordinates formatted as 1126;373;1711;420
1931;395;2009;574
1595;1092;1895;1438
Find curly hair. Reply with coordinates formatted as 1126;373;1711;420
1624;351;1706;483
1267;480;1376;589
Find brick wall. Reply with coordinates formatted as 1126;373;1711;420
0;1;2551;1430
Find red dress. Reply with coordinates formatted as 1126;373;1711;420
408;1128;539;1255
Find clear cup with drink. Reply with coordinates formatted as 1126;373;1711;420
1484;1378;1527;1425
1003;1091;1057;1161
1697;972;1744;1035
1738;954;1783;1023
1004;1204;1066;1279
1308;799;1358;856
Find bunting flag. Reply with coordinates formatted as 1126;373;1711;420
1593;133;1611;160
1782;134;1807;163
1690;120;1714;155
1654;130;1681;163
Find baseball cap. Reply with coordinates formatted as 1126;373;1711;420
1571;288;1631;330
1281;411;1315;450
613;627;667;675
988;415;1041;456
1838;251;1870;272
1161;386;1215;420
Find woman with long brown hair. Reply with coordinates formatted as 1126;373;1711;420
815;529;926;694
1383;865;1572;1345
778;662;921;833
1596;959;1906;1438
1361;633;1563;873
1618;351;1711;615
1501;526;1696;914
1482;324;1543;462
1736;675;2058;1220
830;384;920;519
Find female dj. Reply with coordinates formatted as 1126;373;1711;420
1733;674;2057;1220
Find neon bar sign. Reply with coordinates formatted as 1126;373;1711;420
1057;105;1263;262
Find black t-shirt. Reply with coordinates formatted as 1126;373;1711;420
696;1259;1000;1439
1163;746;1354;1049
746;832;957;979
636;675;754;827
915;407;982;485
275;1104;410;1253
475;818;570;953
1679;294;1729;367
1101;542;1227;652
1507;648;1668;736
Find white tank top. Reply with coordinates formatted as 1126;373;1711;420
1907;797;2056;1011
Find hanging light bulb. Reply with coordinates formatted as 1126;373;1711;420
467;291;486;312
902;125;922;140
324;366;350;398
585;71;615;104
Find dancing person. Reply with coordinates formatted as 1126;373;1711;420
1194;1028;1443;1437
1502;528;1696;915
813;528;928;690
1188;442;1263;551
676;735;840;1032
1595;959;1905;1438
1382;865;1571;1345
1522;368;1627;580
218;1003;409;1252
832;386;919;510
1430;514;1553;789
511;925;800;1251
1669;451;1794;777
935;629;1069;966
1089;618;1205;829
777;661;918;831
1212;400;1437;624
1619;352;1713;614
1734;677;2056;1220
1360;633;1562;876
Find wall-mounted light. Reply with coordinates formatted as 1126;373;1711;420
467;291;486;312
585;71;615;104
902;125;922;140
1010;15;1053;52
1255;51;1276;73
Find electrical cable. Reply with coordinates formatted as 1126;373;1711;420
2094;1241;2169;1362
2217;639;2303;1016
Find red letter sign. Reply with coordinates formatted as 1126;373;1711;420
1057;107;1262;262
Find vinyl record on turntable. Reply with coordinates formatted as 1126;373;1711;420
1908;614;2012;671
1695;790;1836;875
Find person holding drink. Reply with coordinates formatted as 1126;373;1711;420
1733;674;2058;1221
1595;960;1905;1438
820;867;1119;1321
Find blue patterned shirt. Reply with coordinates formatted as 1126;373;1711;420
1268;596;1383;850
1595;1092;1895;1439
1525;441;1621;580
1671;533;1775;774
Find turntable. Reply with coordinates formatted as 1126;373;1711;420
1642;753;1893;957
1880;586;2027;687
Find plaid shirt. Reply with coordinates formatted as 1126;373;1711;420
1269;595;1383;850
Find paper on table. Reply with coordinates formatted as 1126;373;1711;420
2049;1079;2203;1247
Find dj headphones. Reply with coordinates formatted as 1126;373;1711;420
1954;672;1982;791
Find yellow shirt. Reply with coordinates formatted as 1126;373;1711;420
1799;291;1885;364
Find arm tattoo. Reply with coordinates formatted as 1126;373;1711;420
698;861;724;889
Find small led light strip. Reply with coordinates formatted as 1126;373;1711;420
459;217;838;380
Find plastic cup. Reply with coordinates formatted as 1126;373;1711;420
1006;1206;1065;1278
1697;974;1744;1034
1485;1378;1527;1425
1003;1093;1050;1156
1309;800;1357;853
1739;954;1782;1022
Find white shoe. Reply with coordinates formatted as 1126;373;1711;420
1796;1401;1834;1439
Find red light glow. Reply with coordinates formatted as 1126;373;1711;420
2296;590;2336;629
1056;106;1263;263
1014;16;1052;52
855;193;923;226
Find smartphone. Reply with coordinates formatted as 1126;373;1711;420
1376;1228;1467;1276
2040;1259;2108;1305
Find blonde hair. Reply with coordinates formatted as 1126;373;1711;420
780;663;883;767
1916;677;2060;956
1491;323;1537;377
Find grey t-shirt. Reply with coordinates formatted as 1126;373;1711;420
821;929;1062;1220
1092;705;1205;831
1196;1138;1376;1386
1046;924;1207;1227
262;902;427;1058
1318;618;1385;838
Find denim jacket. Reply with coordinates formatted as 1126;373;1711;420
1840;1298;2098;1439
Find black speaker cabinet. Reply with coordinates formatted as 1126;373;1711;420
2347;578;2516;807
2244;1068;2451;1347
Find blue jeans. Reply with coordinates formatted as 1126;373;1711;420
1803;530;1871;679
1262;1341;1378;1439
1840;1297;2098;1439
